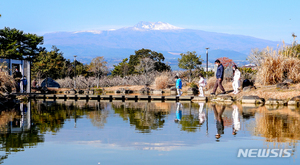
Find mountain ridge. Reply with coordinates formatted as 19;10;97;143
42;21;281;67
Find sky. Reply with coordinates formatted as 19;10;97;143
0;0;299;43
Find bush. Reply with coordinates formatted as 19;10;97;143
240;67;257;80
154;75;169;89
206;77;216;90
56;71;179;88
0;64;15;93
189;82;198;88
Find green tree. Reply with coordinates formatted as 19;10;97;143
111;58;129;77
71;60;91;78
88;56;108;88
32;46;66;80
128;48;170;74
0;27;44;60
178;51;203;82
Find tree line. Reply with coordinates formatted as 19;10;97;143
0;27;207;84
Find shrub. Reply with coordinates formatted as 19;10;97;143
154;75;169;89
189;82;198;88
240;67;257;80
206;77;216;90
0;64;15;93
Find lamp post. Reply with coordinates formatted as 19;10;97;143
74;55;77;89
205;48;209;80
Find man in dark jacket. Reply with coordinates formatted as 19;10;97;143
211;59;226;95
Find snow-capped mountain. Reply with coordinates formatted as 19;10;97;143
130;21;183;31
43;21;280;66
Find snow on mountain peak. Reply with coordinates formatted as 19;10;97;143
133;21;183;30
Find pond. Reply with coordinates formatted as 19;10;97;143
0;100;299;165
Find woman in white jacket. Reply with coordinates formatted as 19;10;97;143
232;65;240;94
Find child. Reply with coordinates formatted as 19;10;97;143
198;74;207;97
174;102;182;123
175;76;183;96
232;65;241;94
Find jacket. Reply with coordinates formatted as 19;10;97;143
198;77;207;87
233;69;241;81
216;64;224;79
176;78;182;89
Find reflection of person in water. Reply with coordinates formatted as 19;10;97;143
174;102;182;123
212;104;225;139
232;105;240;135
198;103;206;124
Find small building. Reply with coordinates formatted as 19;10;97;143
0;58;31;93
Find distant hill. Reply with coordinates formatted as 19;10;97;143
43;21;280;68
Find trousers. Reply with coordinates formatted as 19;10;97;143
212;79;225;93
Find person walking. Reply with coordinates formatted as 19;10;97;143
198;74;207;97
13;68;22;93
21;76;28;93
232;65;241;94
175;76;183;96
211;59;226;95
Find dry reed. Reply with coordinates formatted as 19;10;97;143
250;44;300;85
0;64;15;93
154;75;169;89
256;55;300;85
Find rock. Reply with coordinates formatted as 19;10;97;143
89;90;94;95
288;96;300;106
290;96;300;101
139;87;151;94
210;95;233;103
242;79;254;88
265;98;287;105
243;86;256;92
69;89;76;95
187;88;198;95
192;97;207;102
242;95;265;104
283;79;293;84
152;90;163;94
276;83;289;89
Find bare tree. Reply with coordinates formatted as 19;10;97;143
135;58;155;85
88;56;108;88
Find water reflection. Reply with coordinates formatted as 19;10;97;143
232;105;240;135
0;102;43;164
0;101;299;164
253;106;300;143
112;102;168;133
212;104;225;139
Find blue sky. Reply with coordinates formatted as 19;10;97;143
0;0;299;43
